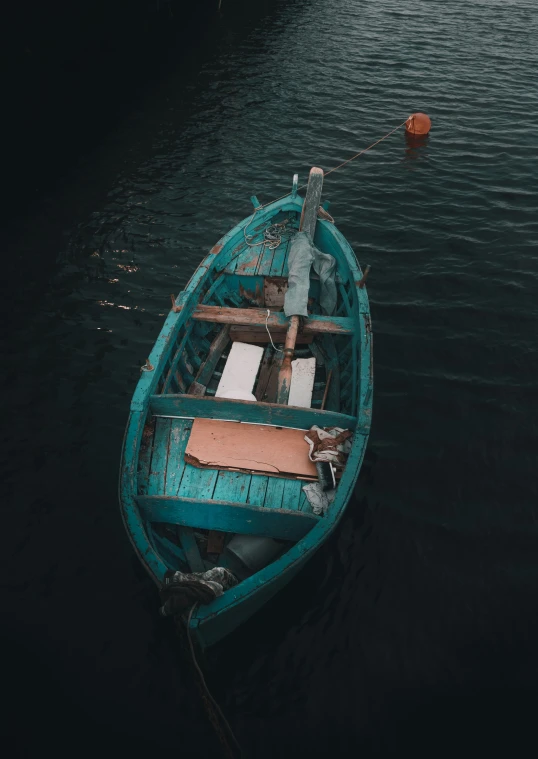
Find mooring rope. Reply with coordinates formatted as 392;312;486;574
184;605;243;759
243;215;295;249
226;119;408;270
259;117;409;209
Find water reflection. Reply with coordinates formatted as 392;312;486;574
403;131;430;164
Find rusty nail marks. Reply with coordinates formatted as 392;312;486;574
239;283;264;306
237;253;260;272
210;244;223;255
265;276;287;292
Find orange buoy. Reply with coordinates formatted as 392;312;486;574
405;112;431;135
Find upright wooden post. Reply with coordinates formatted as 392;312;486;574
299;167;324;241
277;167;323;404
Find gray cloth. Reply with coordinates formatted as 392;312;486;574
313;249;337;317
284;232;337;317
302;482;336;516
284;232;314;317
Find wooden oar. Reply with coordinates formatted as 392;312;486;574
277;166;323;404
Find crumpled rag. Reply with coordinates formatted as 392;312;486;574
304;425;353;466
159;566;237;617
302;482;336;516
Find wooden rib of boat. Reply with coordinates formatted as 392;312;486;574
119;169;373;648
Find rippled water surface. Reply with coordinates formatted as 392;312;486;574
3;0;538;755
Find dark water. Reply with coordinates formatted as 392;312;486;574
3;0;538;755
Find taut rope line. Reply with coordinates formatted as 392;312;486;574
323;118;409;178
223;118;410;271
260;118;409;209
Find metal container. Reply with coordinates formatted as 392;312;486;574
225;534;282;574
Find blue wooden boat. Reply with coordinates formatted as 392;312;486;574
119;169;373;649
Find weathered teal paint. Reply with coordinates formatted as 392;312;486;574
192;305;354;334
149;394;357;430
136;496;320;541
152;532;188;567
119;181;373;648
177;527;205;573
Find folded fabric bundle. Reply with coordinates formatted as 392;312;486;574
304;425;353;466
159;566;237;617
302;482;336;516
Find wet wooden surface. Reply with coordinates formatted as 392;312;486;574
192;304;354;334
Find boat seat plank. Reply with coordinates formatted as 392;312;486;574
136;496;320;541
191;305;353;335
150;394;356;431
288;357;316;408
216;341;264;400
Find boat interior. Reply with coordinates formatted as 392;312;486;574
136;206;362;580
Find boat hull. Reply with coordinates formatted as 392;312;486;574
119;189;373;648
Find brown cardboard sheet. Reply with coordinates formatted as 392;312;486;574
184;418;317;480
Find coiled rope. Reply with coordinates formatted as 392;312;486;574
225;215;297;271
243;216;296;249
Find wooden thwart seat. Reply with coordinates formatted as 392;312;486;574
136;495;320;541
149;393;358;430
192;305;353;335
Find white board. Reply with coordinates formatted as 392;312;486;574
216;341;264;401
288;357;316;408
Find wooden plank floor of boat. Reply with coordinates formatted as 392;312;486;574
138;417;312;513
